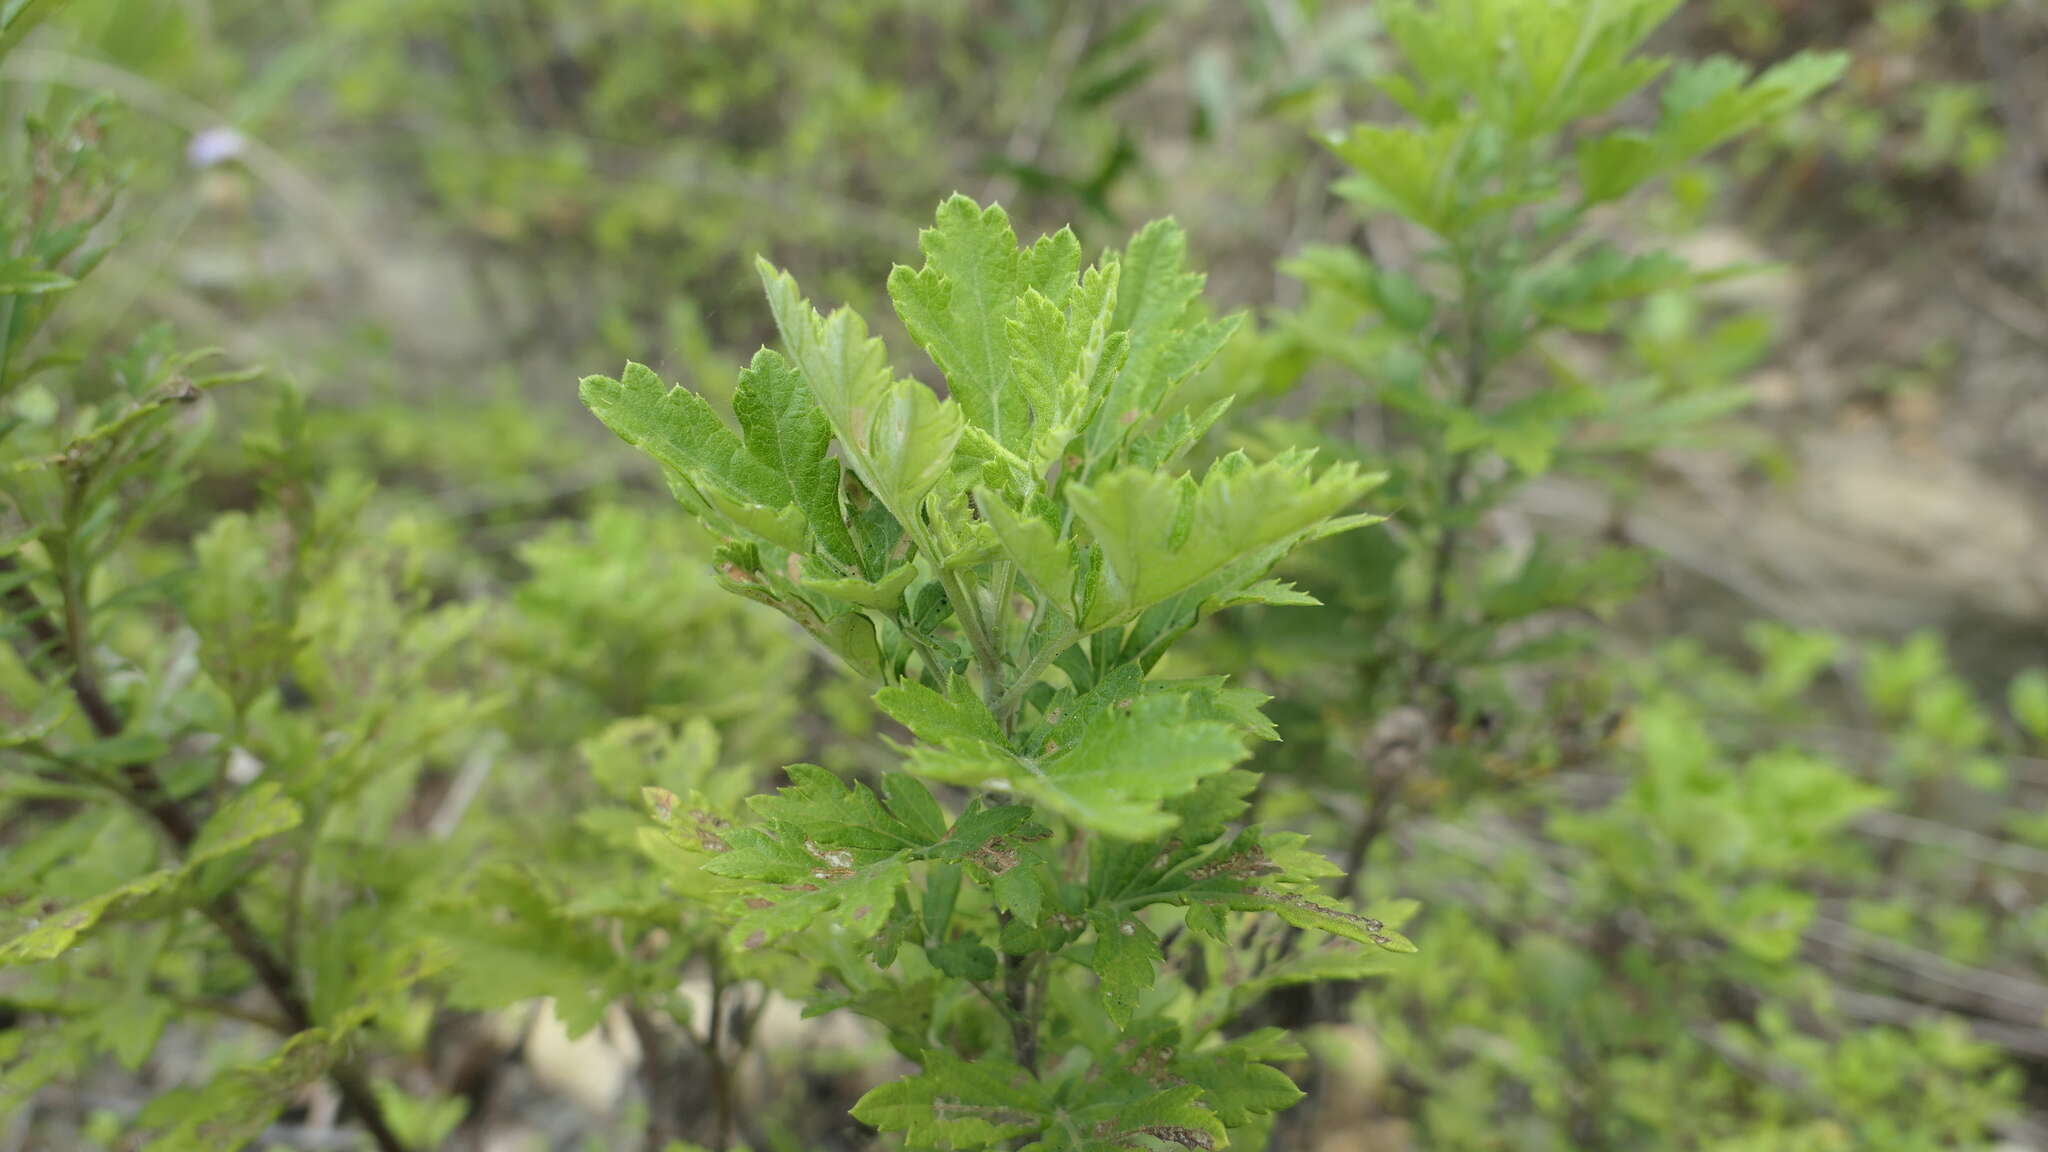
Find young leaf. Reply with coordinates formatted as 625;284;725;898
1327;124;1465;237
1069;451;1377;627
759;258;964;525
866;377;966;514
580;362;789;509
977;488;1077;607
732;347;861;567
888;195;1082;455
1089;219;1241;452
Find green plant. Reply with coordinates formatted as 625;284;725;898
1216;0;2030;1091
428;716;755;1149
0;42;494;1152
1371;628;2030;1150
1708;0;2008;228
582;194;1416;1148
1215;0;1845;900
496;504;806;749
8;0;2038;1146
407;502;818;1151
1157;2;2019;1146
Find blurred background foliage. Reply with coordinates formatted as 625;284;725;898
4;0;2048;1149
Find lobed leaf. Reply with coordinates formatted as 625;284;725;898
852;1051;1048;1149
1070;451;1379;628
0;783;301;967
581;362;789;509
888;195;1082;455
733;347;861;567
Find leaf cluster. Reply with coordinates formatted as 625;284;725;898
585;194;1410;1147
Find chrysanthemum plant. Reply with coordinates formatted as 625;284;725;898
582;195;1416;1150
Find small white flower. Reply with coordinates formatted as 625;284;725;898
187;127;247;169
226;746;265;784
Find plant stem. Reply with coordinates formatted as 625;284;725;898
898;616;949;684
907;512;1004;700
942;566;1005;695
995;620;1079;731
1002;950;1039;1074
1413;260;1494;700
624;1004;681;1152
707;954;736;1151
1333;778;1399;905
988;560;1018;657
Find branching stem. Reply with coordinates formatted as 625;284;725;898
1413;252;1496;703
996;620;1080;732
0;552;411;1152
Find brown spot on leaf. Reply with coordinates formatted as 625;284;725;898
1136;1125;1216;1150
643;788;678;822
